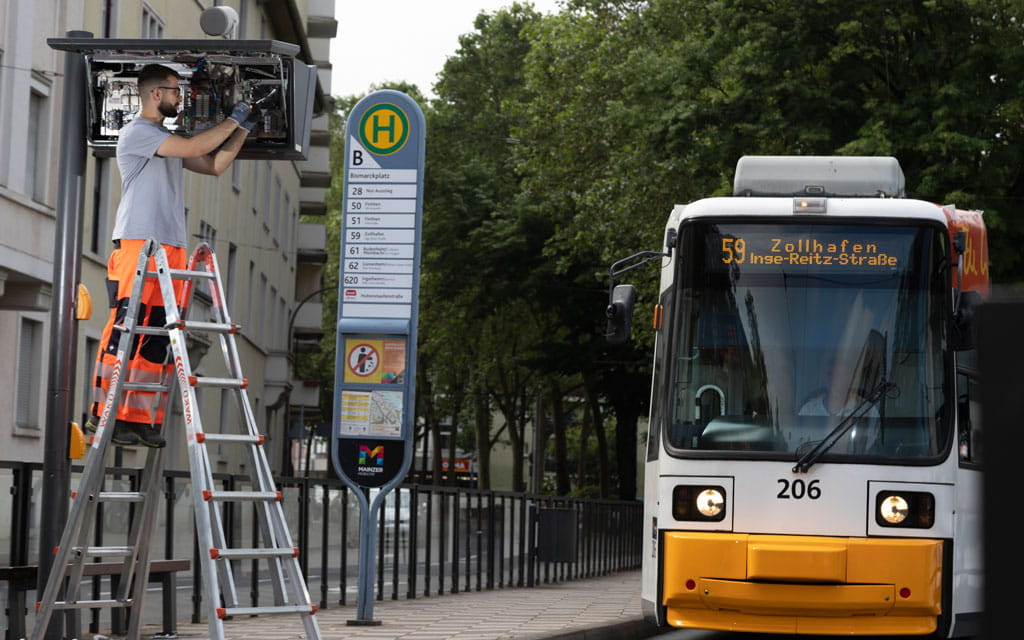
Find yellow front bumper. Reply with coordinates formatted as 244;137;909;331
662;532;943;635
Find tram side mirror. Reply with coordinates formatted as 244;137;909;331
952;290;981;351
605;284;637;345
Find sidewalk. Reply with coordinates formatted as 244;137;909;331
133;571;659;640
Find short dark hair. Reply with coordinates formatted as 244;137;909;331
137;64;179;97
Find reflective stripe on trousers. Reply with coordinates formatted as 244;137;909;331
90;240;186;426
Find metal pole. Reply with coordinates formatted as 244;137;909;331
39;29;92;640
532;395;543;494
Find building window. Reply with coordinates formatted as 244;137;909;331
90;157;110;254
251;162;259;215
263;163;273;229
270;285;278;347
101;0;121;37
16;317;44;429
231;158;242;192
142;5;166;38
238;0;248;38
272;176;282;245
199;220;217;249
226;243;238;311
257;273;268;346
27;90;50;203
282;194;292;254
247;260;255;328
82;337;100;425
279;296;287;350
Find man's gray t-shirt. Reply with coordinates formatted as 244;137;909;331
111;117;186;247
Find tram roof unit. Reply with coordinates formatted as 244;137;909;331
733;155;906;198
668;194;950;229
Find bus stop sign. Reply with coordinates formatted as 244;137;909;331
331;90;425;490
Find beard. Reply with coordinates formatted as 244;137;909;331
158;99;179;119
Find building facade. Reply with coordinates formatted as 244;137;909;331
0;0;333;474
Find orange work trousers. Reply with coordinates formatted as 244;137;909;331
90;239;186;427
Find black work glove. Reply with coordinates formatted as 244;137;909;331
240;109;260;133
227;101;252;126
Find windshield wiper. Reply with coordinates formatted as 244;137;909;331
792;380;897;473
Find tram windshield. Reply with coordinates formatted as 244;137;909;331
663;220;951;461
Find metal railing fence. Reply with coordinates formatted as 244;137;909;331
1;461;642;635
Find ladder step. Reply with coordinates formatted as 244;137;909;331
73;546;134;558
210;546;298;560
70;491;146;503
96;491;147;503
51;599;130;610
147;268;215;280
168;319;241;334
190;375;248;389
124;321;240;336
202;490;282;502
123;381;172;393
217;604;317;619
197;433;265;445
130;325;170;336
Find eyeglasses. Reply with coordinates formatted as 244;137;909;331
158;86;182;95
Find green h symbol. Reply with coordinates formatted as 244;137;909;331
372;113;396;145
359;103;409;155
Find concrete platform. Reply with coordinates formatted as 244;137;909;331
131;570;659;640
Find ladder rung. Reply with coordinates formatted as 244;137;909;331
131;321;239;336
189;376;248;389
51;599;130;610
123;381;172;393
202;490;282;502
70;491;146;502
210;546;298;560
148;268;215;280
197;433;265;445
74;546;134;557
168;320;240;334
217;604;316;619
95;491;146;503
131;325;170;336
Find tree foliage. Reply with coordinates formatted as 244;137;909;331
320;0;1024;498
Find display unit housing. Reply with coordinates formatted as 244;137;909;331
47;38;317;160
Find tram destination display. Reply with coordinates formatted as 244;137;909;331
700;223;925;274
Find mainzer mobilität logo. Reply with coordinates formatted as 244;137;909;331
358;445;385;473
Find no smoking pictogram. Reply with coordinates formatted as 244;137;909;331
347;343;380;377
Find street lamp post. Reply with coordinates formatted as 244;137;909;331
39;29;92;640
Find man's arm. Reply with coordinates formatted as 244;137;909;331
156;101;251;160
183;127;250;176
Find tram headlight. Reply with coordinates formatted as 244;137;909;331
672;485;727;522
875;491;935;528
879;495;909;524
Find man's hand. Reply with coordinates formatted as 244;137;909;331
227;101;253;126
240;109;260;133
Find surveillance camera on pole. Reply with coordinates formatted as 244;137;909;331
200;6;239;38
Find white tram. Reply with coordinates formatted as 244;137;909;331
608;157;988;636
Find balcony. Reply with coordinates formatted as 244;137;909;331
291;380;320;408
297;143;329;176
297;222;327;263
292;300;323;334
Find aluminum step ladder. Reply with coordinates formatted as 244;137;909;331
32;239;321;640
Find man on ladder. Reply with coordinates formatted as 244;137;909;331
88;63;256;447
36;62;323;640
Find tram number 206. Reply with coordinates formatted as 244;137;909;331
777;478;821;500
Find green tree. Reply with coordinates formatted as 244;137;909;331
420;3;547;490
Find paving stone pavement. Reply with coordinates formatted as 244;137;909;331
130;570;659;640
